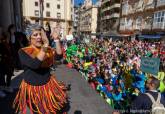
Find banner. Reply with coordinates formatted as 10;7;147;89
140;57;160;76
66;34;73;41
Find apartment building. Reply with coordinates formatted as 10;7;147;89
79;0;98;36
73;6;80;36
100;0;121;34
120;0;165;39
96;0;102;33
22;0;74;38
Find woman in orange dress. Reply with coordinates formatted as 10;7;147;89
13;24;67;114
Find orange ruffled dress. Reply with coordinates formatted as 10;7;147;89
13;46;67;114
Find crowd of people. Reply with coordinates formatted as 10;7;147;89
64;38;165;113
0;22;165;113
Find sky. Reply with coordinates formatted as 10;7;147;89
74;0;97;6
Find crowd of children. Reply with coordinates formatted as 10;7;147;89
63;38;165;110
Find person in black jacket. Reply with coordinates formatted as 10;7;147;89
0;30;14;97
0;28;6;97
8;24;21;69
130;76;165;114
8;24;28;69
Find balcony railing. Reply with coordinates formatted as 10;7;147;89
120;23;153;30
143;0;154;10
120;25;133;30
102;7;109;12
102;0;110;4
120;25;125;30
102;3;120;12
80;25;91;30
102;13;120;20
126;25;133;30
143;24;151;30
153;23;165;29
74;23;78;27
157;0;165;7
109;13;120;18
133;23;140;30
122;10;128;16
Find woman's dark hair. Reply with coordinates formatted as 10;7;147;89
150;76;160;89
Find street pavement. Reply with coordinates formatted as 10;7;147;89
0;65;113;114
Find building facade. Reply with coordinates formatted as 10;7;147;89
100;0;121;34
79;0;98;36
96;0;102;33
120;0;165;39
73;6;80;36
22;0;74;38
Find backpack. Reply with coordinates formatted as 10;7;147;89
145;93;165;114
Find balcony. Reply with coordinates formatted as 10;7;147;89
120;25;126;31
102;3;120;12
144;0;154;10
109;13;120;18
157;0;165;7
74;23;78;27
153;23;165;29
80;25;91;31
120;25;133;31
143;24;151;30
133;24;141;30
135;1;143;12
127;6;136;14
102;7;109;13
125;25;133;30
102;0;110;4
102;13;120;20
122;10;128;16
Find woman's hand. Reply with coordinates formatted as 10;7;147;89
51;28;62;55
51;28;60;40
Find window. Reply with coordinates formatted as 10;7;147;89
57;4;60;9
35;19;39;24
46;3;50;8
153;11;165;29
46;11;50;17
71;15;73;20
35;2;38;6
122;2;129;15
136;17;142;29
57;12;61;19
34;10;39;16
126;18;133;30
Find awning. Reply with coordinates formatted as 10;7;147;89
138;35;161;39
